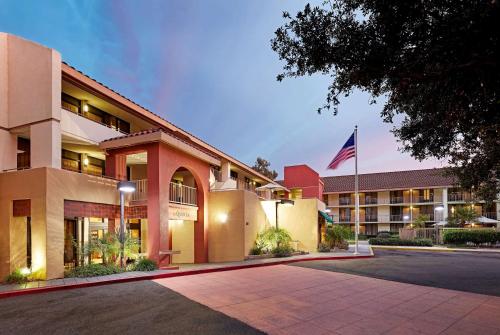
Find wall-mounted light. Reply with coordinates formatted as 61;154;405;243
82;100;89;112
435;205;444;211
83;158;89;166
217;213;228;223
325;208;331;213
403;215;410;220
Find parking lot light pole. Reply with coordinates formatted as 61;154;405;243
117;181;136;268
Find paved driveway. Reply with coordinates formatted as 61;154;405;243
0;280;263;335
155;265;500;335
291;250;500;296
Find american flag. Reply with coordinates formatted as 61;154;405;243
327;132;355;170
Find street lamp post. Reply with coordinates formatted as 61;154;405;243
117;180;136;268
275;199;295;229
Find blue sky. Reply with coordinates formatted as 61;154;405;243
0;0;444;177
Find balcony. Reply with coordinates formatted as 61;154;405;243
390;196;404;204
365;197;378;205
339;198;352;206
448;193;472;202
170;182;198;206
390;214;404;221
130;180;198;207
365;214;378;222
415;196;434;203
338;216;352;223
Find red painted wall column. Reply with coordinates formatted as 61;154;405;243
105;151;127;180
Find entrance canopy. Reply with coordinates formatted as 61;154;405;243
319;210;334;224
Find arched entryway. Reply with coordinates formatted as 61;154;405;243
168;167;203;264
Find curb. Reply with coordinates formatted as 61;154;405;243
0;254;373;300
370;245;500;253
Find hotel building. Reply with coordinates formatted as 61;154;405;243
0;34;330;280
322;169;500;235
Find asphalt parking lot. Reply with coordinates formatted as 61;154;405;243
290;249;500;296
0;280;264;335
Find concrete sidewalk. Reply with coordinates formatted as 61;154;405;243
0;247;372;298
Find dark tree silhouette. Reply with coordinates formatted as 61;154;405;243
272;0;500;201
252;157;278;180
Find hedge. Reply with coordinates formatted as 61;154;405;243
368;237;433;247
443;230;500;246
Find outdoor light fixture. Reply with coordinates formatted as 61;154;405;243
275;199;295;228
403;215;410;220
117;181;136;193
117;181;136;268
82;100;89;112
325;208;331;213
83;158;89;166
217;213;228;223
20;267;30;276
435;205;444;211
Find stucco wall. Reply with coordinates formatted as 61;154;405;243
243;191;272;255
261;198;321;252
171;220;194;264
208;190;245;262
0;167;121;280
2;33;61;128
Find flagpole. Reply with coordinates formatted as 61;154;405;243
354;125;359;255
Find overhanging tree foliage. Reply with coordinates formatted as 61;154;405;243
271;0;500;200
252;157;279;180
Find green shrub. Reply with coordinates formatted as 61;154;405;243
377;231;392;238
317;242;331;252
5;269;29;284
325;225;351;249
133;258;158;271
65;264;123;278
443;229;498;246
255;227;292;251
369;237;433;247
272;244;293;257
249;246;264;255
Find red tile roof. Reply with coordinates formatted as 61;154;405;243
322;168;456;193
101;128;161;143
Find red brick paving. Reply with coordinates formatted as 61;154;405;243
155;265;500;335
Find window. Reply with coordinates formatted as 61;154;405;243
339;208;351;222
365;192;377;204
365;207;378;222
290;188;303;199
339;193;352;205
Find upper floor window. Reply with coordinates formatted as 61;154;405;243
339;193;352;205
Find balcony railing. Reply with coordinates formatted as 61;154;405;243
132;179;148;201
415;196;434;203
365;214;378;222
170;182;197;206
390;196;404;204
448;193;472;202
365;198;378;205
338;216;352;223
390;214;404;221
339;198;352;205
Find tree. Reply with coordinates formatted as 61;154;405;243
252;157;278;180
446;206;479;227
412;214;430;229
271;1;500;200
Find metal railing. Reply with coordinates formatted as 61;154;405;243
390;196;404;204
365;197;378;205
339;198;352;205
132;179;148;201
448;193;473;202
415;196;434;203
365;214;378;222
170;182;198;206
